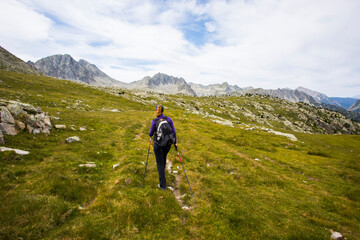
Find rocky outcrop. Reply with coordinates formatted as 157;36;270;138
0;99;52;144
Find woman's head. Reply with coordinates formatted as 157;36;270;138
155;104;164;117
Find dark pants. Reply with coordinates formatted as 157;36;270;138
154;143;172;188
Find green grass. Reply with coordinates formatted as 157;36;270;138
0;70;359;239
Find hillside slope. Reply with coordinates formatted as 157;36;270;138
0;70;359;239
0;46;41;75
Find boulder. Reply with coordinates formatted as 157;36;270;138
0;107;15;124
66;136;80;143
0;123;17;135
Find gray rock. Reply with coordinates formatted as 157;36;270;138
0;130;4;144
26;115;37;127
21;103;38;114
0;147;30;155
27;124;33;134
66;136;80;143
0;123;17;135
41;128;50;134
43;115;52;128
15;121;26;131
55;125;66;129
0;107;15;124
33;129;41;134
330;231;342;240
79;163;96;167
6;103;26;118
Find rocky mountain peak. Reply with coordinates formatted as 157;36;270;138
130;73;196;96
32;54;124;86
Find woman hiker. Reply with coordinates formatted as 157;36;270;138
149;104;177;190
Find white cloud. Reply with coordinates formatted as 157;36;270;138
0;0;359;97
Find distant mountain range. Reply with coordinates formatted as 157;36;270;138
0;46;359;120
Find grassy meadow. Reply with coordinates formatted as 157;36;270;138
0;70;359;239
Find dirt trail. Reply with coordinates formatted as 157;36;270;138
167;160;192;210
134;120;147;140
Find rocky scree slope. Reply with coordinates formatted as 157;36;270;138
98;86;360;135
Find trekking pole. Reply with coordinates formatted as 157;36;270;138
142;137;152;187
175;145;195;204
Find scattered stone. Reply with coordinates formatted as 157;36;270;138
182;206;190;210
0;147;30;155
330;231;343;240
113;163;120;169
125;178;132;185
168;186;174;191
79;127;87;131
172;170;178;174
254;158;260;161
52;116;60;120
79;163;96;168
54;125;66;129
70;127;76;131
66;136;80;143
141;162;145;165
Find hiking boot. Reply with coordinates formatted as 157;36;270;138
158;184;166;191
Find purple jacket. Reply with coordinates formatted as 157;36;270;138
149;114;177;144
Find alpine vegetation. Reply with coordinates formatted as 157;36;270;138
0;69;359;240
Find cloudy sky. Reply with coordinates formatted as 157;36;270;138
1;0;359;97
